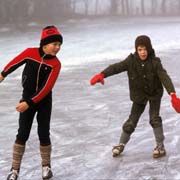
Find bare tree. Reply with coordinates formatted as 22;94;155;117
110;0;119;15
161;0;167;15
141;0;145;15
119;0;130;16
151;0;157;15
71;0;77;14
178;0;180;14
95;0;99;15
0;0;7;22
125;0;130;15
120;0;125;15
82;0;89;16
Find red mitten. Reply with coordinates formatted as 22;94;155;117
90;73;104;85
171;94;180;113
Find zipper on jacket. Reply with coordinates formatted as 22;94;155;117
36;54;46;91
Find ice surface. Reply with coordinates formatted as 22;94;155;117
1;17;180;179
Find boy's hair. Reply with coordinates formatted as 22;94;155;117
135;35;154;56
40;25;63;47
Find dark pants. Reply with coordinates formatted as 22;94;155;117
123;98;162;134
16;96;52;146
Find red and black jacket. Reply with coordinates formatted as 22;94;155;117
1;47;61;107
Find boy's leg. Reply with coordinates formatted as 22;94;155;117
112;102;146;157
16;108;36;145
149;98;164;145
7;143;25;180
37;97;52;147
11;143;25;171
7;109;36;179
121;102;146;143
37;97;53;179
149;98;166;158
40;145;53;179
153;126;164;147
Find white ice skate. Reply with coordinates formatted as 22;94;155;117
112;143;125;157
42;165;53;179
7;169;19;180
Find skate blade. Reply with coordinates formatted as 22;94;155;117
153;152;166;158
112;152;120;157
42;176;53;180
43;178;53;180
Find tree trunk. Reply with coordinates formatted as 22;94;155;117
110;0;118;15
84;0;89;16
72;0;77;14
125;0;130;15
161;0;167;15
141;0;145;15
121;0;125;15
95;0;99;15
65;0;72;14
0;0;7;22
151;0;156;15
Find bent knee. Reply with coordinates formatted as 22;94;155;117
123;123;135;134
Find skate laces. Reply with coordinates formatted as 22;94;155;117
113;143;125;149
8;169;19;180
154;145;165;151
119;143;125;147
42;166;51;176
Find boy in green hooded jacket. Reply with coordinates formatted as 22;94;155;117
90;35;179;158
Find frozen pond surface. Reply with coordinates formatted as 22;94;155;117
1;17;180;179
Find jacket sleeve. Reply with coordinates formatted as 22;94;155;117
25;61;61;107
101;54;130;78
1;48;30;77
156;58;175;94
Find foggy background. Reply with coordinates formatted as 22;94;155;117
1;0;180;25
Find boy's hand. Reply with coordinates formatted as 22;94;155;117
16;102;29;113
90;73;104;85
171;93;180;113
0;73;4;82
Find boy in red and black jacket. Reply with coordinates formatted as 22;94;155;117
0;25;62;180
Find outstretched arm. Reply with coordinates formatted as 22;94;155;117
101;58;129;78
1;48;30;78
90;56;130;86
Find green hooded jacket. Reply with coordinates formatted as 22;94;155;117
102;53;175;103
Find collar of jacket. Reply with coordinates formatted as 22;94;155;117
39;47;56;60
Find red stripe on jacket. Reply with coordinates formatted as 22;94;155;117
2;48;61;104
3;48;30;74
32;60;61;103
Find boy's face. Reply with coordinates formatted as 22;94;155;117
43;42;61;56
137;46;148;61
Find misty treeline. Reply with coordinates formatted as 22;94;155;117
0;0;180;23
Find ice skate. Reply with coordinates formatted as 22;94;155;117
112;144;125;157
7;168;19;180
42;165;53;179
153;145;166;158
